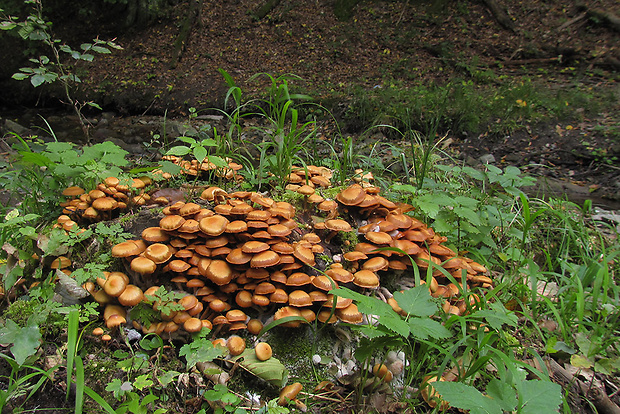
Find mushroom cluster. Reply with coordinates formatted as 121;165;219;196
159;155;244;182
92;186;363;337
328;183;491;317
60;176;154;223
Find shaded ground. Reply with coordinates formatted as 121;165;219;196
1;0;619;201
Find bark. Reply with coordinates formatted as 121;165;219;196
170;0;202;67
588;8;620;33
252;0;282;20
479;0;515;32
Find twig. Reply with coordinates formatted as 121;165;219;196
298;391;344;403
557;12;587;31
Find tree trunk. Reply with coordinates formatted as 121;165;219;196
479;0;515;32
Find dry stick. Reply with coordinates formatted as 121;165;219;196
298;391;344;403
557;12;588;31
543;358;620;414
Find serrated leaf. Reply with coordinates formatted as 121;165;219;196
432;381;503;414
519;380;562;414
486;379;517;411
393;286;437;317
407;317;451;340
471;302;517;331
229;348;288;387
208;155;229;168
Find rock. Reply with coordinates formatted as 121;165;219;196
4;119;31;136
478;153;496;164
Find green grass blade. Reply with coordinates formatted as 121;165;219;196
66;309;79;400
75;355;85;414
83;385;116;414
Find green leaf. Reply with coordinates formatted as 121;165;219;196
133;374;153;390
158;370;180;387
486;379;517;412
167;146;191;157
470;301;517;331
229;348;288;387
0;320;41;365
570;354;593;369
432;381;503;414
30;74;47;87
12;72;30;80
519;380;562;414
193;145;207;163
179;338;226;369
207;155;229;168
407;317;451;340
393;286;437;317
91;45;111;54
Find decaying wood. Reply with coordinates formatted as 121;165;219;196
480;0;515;32
557;12;587;31
252;0;282;20
588;8;620;33
527;358;620;414
170;0;203;67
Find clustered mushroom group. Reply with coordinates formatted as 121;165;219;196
53;166;493;408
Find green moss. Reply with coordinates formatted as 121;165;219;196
265;325;333;384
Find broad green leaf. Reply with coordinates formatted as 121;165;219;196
158;370;180;387
407;317;451;340
91;45;111;54
229;348;288;387
167;146;191;156
30;74;47;87
330;288;394;318
393;286;436;317
0;320;42;365
193;145;207;163
12;72;30;80
207;155;229;168
570;354;593;369
519;380;562;414
432;381;503;414
486;379;517;412
379;313;410;337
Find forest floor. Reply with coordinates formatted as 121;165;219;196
3;0;620;206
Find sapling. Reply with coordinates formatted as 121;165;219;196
1;0;121;139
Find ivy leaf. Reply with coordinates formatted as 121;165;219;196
0;320;42;365
133;374;153;390
179;337;226;369
393;286;437;317
519;380;562;414
432;381;503;414
407;317;451;340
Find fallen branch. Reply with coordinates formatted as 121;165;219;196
588;8;620;33
480;0;515;32
527;358;620;414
